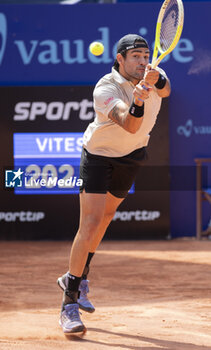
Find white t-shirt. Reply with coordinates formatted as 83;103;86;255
83;67;166;157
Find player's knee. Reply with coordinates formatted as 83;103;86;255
77;224;99;248
81;214;102;233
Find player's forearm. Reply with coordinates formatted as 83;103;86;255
108;102;144;134
124;111;144;134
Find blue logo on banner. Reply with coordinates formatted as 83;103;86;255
177;120;193;137
177;119;211;137
5;168;23;188
0;13;7;65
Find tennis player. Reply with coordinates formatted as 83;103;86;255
58;33;171;334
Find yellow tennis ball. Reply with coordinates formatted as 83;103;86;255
89;41;104;56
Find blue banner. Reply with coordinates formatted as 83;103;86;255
14;133;83;157
168;3;211;237
0;3;195;85
14;132;83;194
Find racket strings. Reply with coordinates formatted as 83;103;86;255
160;0;180;51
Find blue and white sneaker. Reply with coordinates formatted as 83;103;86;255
57;273;95;313
59;303;86;335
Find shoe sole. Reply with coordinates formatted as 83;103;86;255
59;320;87;336
57;277;95;314
64;328;87;338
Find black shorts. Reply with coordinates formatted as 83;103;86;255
79;147;147;198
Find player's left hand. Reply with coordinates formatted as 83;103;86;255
144;64;160;86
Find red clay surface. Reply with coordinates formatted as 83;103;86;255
0;240;211;350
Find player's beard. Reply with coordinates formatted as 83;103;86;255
124;65;146;84
119;63;146;84
134;66;146;80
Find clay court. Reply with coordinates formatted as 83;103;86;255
0;240;211;350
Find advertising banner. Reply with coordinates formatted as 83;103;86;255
0;3;194;85
0;86;169;240
168;3;211;236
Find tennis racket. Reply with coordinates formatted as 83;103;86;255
151;0;184;68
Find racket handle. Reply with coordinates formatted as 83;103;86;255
142;84;148;91
138;83;152;101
